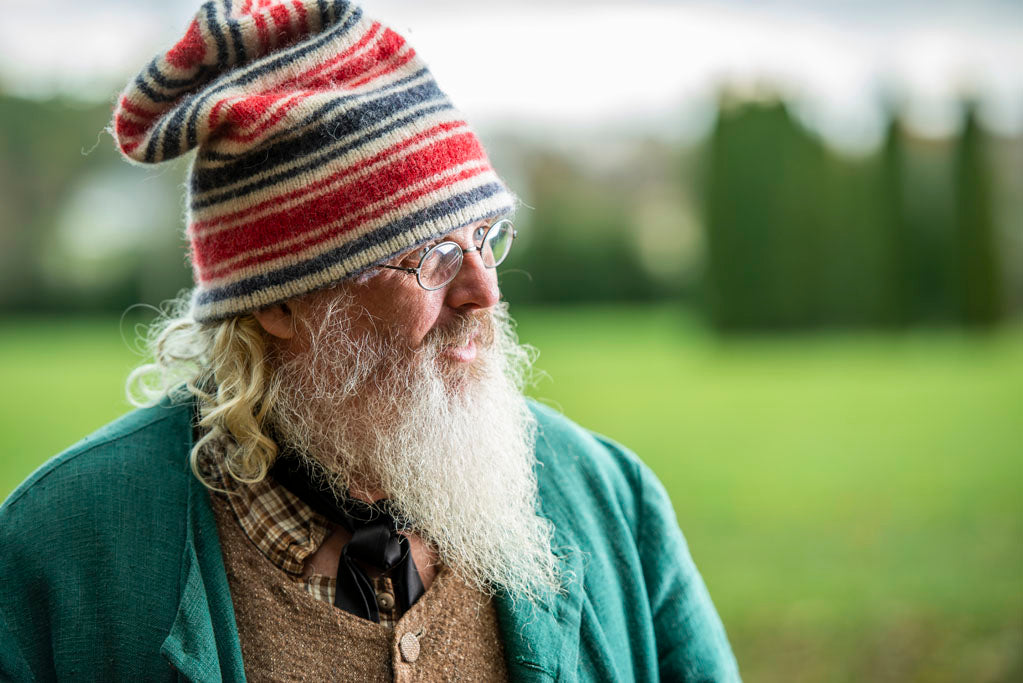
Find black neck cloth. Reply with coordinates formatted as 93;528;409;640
268;452;425;622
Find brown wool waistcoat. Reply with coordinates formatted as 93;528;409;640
210;493;509;682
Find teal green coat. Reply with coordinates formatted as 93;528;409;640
0;398;740;682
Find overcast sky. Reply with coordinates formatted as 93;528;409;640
2;0;1020;151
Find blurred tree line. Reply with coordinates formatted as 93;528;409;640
1;91;1019;330
701;97;1009;330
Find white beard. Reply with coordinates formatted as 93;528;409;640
268;295;560;603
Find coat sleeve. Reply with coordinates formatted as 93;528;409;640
636;462;742;682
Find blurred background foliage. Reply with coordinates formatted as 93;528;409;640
2;0;1022;680
1;91;1020;329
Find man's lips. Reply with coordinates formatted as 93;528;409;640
441;332;478;363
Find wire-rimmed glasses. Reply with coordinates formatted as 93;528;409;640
376;218;517;291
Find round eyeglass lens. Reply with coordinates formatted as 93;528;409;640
482;220;514;267
418;241;462;290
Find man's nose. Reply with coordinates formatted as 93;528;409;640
444;249;500;311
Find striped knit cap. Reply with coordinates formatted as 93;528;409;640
113;0;515;322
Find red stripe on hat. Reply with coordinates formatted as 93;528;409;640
226;92;310;143
348;47;416;90
115;115;151;138
192;131;486;270
290;22;381;88
292;0;309;37
199;165;490;282
226;91;290;128
303;28;404;91
208;96;236;133
167;19;206;70
240;0;254;16
254;13;271;52
193;120;468;233
369;28;407;62
269;4;292;43
119;96;159;122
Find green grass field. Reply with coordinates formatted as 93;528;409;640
2;307;1021;682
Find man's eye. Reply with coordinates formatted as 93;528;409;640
474;225;488;242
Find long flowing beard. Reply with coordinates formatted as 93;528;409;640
269;297;560;603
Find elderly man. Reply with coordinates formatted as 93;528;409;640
0;1;739;681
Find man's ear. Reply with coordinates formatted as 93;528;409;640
252;302;296;339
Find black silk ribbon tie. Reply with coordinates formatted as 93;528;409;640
269;453;425;623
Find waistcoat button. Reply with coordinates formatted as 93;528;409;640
399;632;420;663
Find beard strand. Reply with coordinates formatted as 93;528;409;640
268;297;560;603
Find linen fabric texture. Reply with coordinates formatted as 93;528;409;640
112;0;516;321
0;399;741;681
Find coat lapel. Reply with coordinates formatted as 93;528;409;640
162;420;247;682
496;546;587;682
161;544;224;681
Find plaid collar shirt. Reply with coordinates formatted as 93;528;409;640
199;438;403;628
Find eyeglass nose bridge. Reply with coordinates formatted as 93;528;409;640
460;244;487;261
